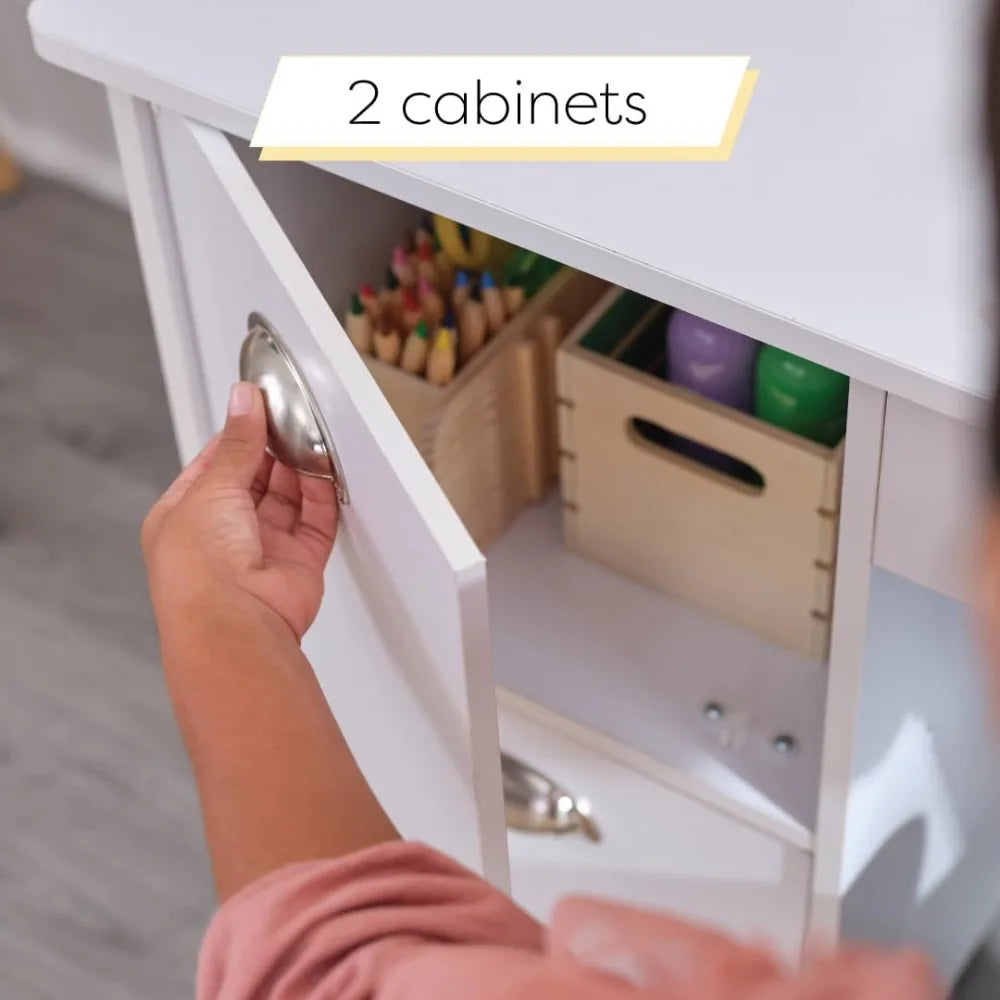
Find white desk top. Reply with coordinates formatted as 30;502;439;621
29;0;996;421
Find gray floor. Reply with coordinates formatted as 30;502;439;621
0;175;997;999
0;177;213;999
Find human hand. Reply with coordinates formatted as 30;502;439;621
552;898;940;999
142;382;338;641
759;945;939;1000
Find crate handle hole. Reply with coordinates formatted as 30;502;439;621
627;417;766;494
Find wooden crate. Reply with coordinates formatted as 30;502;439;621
366;268;608;549
557;287;844;660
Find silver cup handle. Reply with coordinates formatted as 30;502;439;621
239;312;349;504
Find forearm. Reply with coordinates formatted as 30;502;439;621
157;592;398;900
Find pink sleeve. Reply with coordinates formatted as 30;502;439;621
197;842;942;1000
195;841;546;1000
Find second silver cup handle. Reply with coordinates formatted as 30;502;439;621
501;751;601;842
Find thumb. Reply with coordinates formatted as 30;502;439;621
204;382;268;489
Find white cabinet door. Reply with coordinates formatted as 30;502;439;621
155;110;508;885
497;694;810;964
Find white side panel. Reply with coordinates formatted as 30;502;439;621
841;570;1000;985
107;92;211;461
155;111;507;885
874;396;983;603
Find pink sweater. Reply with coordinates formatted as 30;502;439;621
198;842;940;999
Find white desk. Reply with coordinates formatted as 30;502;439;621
28;0;1000;983
29;0;997;421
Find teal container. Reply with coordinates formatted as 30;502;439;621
755;347;848;446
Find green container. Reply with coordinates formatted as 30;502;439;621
500;248;560;298
755;346;848;446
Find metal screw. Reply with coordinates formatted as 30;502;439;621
703;701;725;722
772;733;797;754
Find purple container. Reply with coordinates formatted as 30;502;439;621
666;310;758;412
665;310;760;480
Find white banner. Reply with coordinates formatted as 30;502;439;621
252;56;756;161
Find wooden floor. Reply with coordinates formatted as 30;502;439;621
0;175;996;998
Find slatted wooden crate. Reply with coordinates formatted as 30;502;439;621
366;268;608;549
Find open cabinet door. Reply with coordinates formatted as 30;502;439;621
154;110;508;885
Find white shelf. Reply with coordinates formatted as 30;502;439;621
497;692;810;963
487;495;823;848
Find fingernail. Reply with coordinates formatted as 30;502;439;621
228;382;254;416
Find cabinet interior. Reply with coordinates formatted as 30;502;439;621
235;142;841;847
